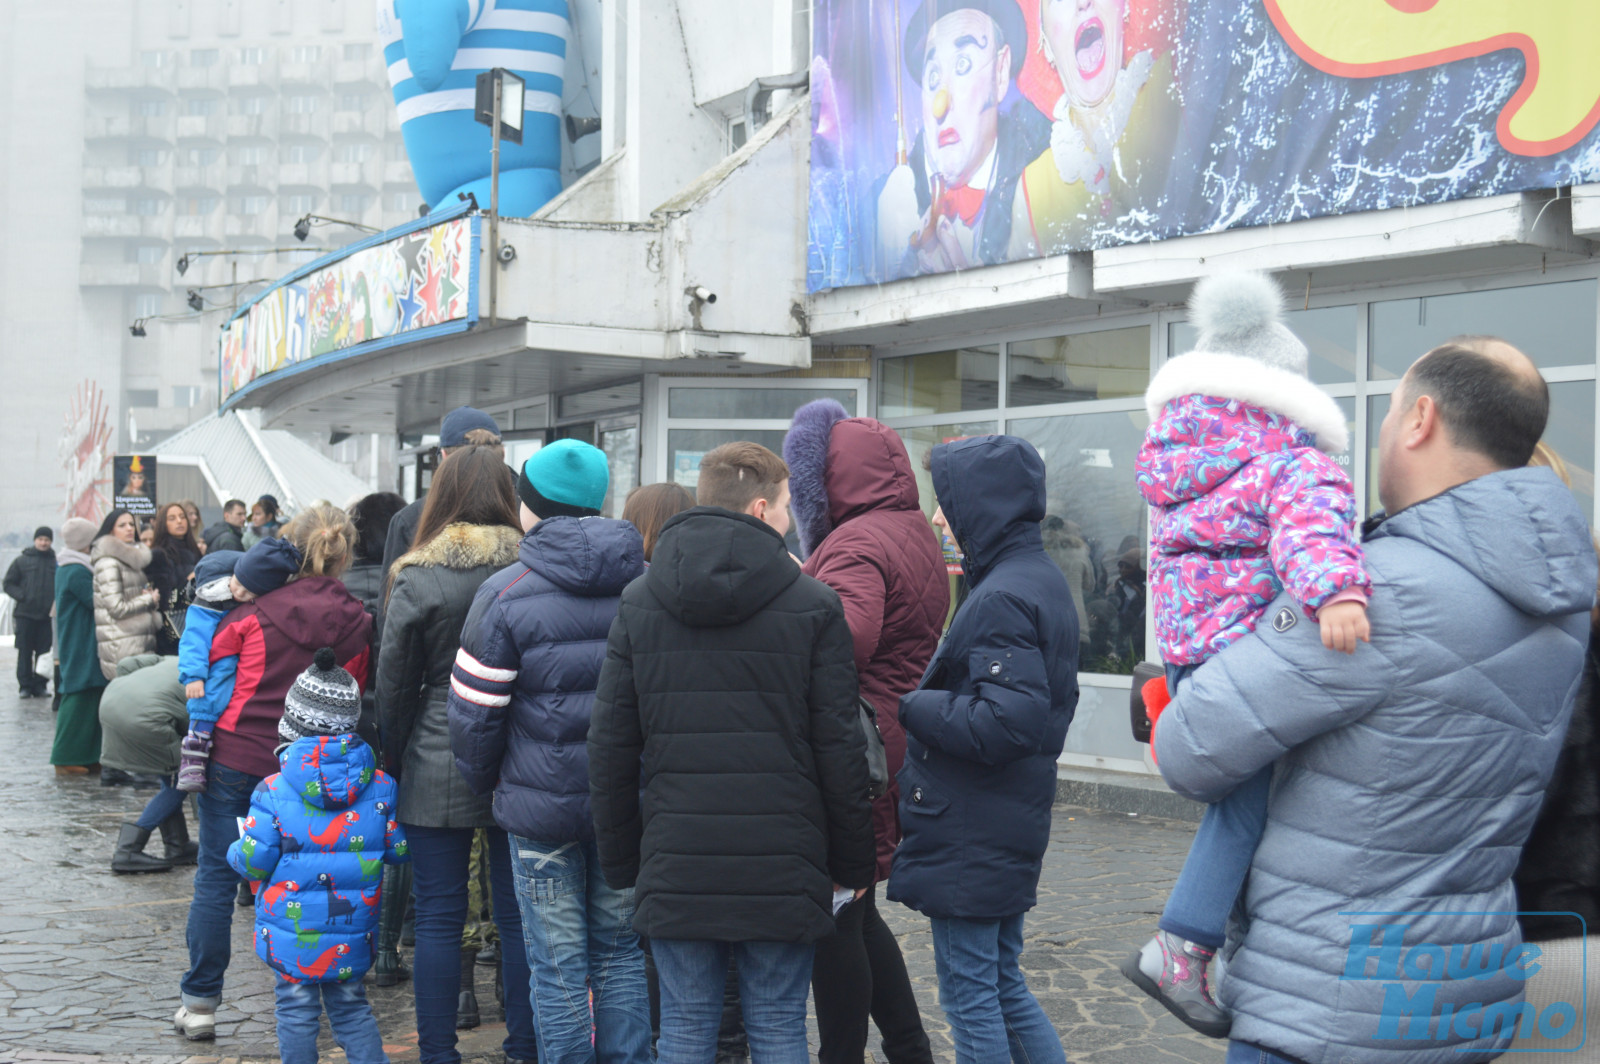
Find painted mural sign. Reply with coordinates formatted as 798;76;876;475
807;0;1600;291
219;212;479;402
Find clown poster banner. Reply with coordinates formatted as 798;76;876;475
808;0;1600;291
219;205;480;403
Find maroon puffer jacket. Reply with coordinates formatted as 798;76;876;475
791;413;949;882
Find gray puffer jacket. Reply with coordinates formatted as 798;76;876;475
90;535;158;680
377;521;522;827
1155;467;1597;1064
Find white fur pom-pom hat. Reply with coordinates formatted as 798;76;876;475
1144;271;1349;454
1189;271;1309;375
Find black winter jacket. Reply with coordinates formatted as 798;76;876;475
449;516;643;842
1515;631;1600;941
888;435;1079;920
202;521;245;555
381;498;424;577
377;522;521;827
588;507;876;943
5;546;57;620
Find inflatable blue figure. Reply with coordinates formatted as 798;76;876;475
378;0;569;218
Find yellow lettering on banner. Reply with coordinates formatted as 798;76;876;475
1266;0;1600;156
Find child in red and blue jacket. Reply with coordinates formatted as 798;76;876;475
1121;272;1373;1037
228;647;408;1064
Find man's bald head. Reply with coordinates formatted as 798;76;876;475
1400;337;1549;470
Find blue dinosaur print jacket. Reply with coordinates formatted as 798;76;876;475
227;734;409;983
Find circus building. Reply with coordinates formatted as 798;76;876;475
216;0;1600;781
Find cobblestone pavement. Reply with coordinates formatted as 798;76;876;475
0;649;1220;1063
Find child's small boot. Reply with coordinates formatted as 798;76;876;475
177;730;211;792
1121;930;1230;1038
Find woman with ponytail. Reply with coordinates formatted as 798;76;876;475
173;502;375;1042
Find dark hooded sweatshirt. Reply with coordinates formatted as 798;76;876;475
887;435;1079;920
787;410;950;882
588;506;876;943
210;576;372;779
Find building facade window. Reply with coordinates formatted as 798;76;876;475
335;142;373;163
83;197;123;214
190;49;219;67
235;95;267;116
291;45;322;62
178;147;219;167
385;190;413;212
139;50;169;68
337;193;371;214
135;99;168;117
131;197;165;216
183;97;219;117
286;94;320;114
338;93;366;112
133;245;165;264
179;196;219;215
133;294;163;318
282;193;318;214
172;386;202;407
126;389;159;408
284;142;322;163
343;43;372;61
238;47;267;65
235;195;270;215
233;145;266;165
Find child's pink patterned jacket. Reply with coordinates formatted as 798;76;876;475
1137;352;1371;666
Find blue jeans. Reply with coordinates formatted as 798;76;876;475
405;824;537;1064
275;976;389;1064
929;915;1065;1064
135;776;187;831
1159;664;1272;950
181;761;260;1008
1226;1039;1299;1064
509;836;652;1064
651;938;815;1064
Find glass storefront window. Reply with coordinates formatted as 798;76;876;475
667;386;857;420
1369;280;1597;380
1007;326;1150;407
878;346;999;418
560;381;642;420
1170;304;1358;386
1368;381;1593;520
667;428;788;491
1009;409;1150;676
600;424;639;519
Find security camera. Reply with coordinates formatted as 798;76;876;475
688;285;716;305
497;242;517;265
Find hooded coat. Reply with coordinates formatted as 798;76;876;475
90;534;158;680
209;576;372;779
98;654;186;776
228;734;408;984
887;435;1078;920
588;507;875;943
1154;468;1598;1064
1139;354;1370;666
449;516;643;842
374;520;521;828
786;404;949;882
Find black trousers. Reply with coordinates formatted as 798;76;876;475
14;616;51;694
811;885;934;1064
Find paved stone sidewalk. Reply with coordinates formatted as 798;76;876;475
0;649;1220;1063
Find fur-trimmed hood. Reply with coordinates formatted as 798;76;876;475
390;522;521;576
785;400;920;558
91;534;152;572
1145;351;1348;454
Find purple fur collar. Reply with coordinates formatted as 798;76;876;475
784;398;851;559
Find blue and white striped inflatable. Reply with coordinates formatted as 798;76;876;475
378;0;569;217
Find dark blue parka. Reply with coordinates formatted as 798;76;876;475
448;516;644;842
887;435;1079;920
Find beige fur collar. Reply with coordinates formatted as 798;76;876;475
91;534;152;570
390;522;521;576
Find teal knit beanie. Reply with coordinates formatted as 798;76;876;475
518;439;610;519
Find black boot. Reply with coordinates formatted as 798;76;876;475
373;863;411;987
159;811;199;865
456;948;480;1029
111;823;173;874
236;880;253;907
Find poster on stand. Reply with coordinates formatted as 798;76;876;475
112;455;157;517
808;0;1600;291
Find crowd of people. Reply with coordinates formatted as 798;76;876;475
10;271;1600;1064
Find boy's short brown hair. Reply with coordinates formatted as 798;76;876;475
696;441;789;513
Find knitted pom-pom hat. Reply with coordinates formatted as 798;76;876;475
279;647;362;745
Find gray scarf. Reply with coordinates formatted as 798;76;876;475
57;548;92;570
